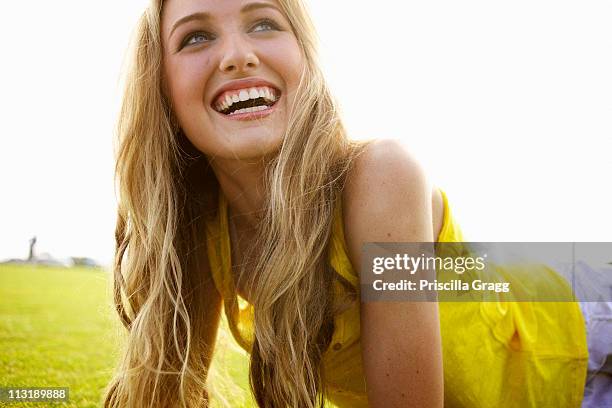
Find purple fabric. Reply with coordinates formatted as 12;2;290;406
549;261;612;407
580;300;612;408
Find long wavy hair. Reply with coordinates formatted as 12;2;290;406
103;0;367;407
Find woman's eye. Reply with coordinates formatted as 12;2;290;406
251;20;278;33
182;32;213;48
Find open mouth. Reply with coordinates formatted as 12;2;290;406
212;86;281;116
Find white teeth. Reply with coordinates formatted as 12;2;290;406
217;86;279;113
228;105;270;115
268;89;277;102
231;107;249;115
249;88;260;99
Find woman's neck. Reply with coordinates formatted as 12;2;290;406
209;157;269;231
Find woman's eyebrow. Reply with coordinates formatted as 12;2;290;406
241;1;282;14
169;12;211;40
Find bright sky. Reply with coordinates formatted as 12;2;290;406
1;1;611;267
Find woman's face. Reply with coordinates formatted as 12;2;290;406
161;0;304;161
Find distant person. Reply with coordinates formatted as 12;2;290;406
104;1;611;407
28;236;37;262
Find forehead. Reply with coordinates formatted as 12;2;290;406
161;0;282;29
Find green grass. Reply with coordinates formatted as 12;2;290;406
0;264;254;408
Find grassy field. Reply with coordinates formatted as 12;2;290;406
0;264;254;408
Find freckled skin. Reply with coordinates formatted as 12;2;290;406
343;140;444;407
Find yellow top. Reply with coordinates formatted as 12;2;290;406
205;189;588;407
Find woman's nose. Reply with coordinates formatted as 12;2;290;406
218;34;260;73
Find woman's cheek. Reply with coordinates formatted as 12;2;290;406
171;55;213;104
264;39;304;82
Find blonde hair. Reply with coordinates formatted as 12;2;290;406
103;1;366;407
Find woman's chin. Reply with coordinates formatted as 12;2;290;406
239;137;283;160
215;133;284;162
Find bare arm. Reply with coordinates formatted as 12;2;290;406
343;139;444;408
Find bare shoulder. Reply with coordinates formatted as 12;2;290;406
343;139;445;246
342;139;433;248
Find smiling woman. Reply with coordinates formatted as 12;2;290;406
102;0;600;407
103;0;372;406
